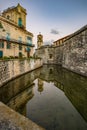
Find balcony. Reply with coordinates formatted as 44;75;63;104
0;36;35;47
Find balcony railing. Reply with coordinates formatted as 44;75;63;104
0;36;35;47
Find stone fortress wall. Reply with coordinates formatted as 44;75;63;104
35;25;87;76
62;25;87;76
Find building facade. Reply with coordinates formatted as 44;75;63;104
0;3;34;58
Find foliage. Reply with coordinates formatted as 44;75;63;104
0;22;3;28
0;55;41;61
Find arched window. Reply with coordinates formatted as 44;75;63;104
18;18;22;27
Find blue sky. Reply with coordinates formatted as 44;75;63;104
0;0;87;46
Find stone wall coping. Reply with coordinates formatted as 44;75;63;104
0;58;40;62
35;44;64;50
0;102;45;130
64;24;87;42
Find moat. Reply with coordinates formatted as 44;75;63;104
0;65;87;130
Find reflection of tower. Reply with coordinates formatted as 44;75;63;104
38;78;44;94
37;33;43;48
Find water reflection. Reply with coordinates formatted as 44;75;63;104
0;65;87;130
7;83;35;116
27;80;87;130
38;78;44;94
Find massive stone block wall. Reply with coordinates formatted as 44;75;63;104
35;47;46;63
0;59;42;87
35;25;87;76
35;45;63;65
45;47;55;64
35;46;55;64
54;45;63;65
62;25;87;76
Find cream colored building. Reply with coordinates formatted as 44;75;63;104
0;3;34;58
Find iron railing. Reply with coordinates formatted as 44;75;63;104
0;36;35;47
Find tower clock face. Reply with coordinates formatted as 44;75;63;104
39;35;41;38
38;35;42;41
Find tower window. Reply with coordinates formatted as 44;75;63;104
18;18;22;27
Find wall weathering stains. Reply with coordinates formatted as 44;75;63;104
0;58;43;87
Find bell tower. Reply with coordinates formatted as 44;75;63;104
37;33;43;48
2;3;27;29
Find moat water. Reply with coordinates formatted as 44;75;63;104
0;65;87;130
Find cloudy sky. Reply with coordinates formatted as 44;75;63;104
0;0;87;46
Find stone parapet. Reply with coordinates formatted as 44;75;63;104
0;58;43;87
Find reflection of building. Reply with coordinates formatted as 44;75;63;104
7;83;34;116
0;3;34;58
54;81;64;91
38;78;44;93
